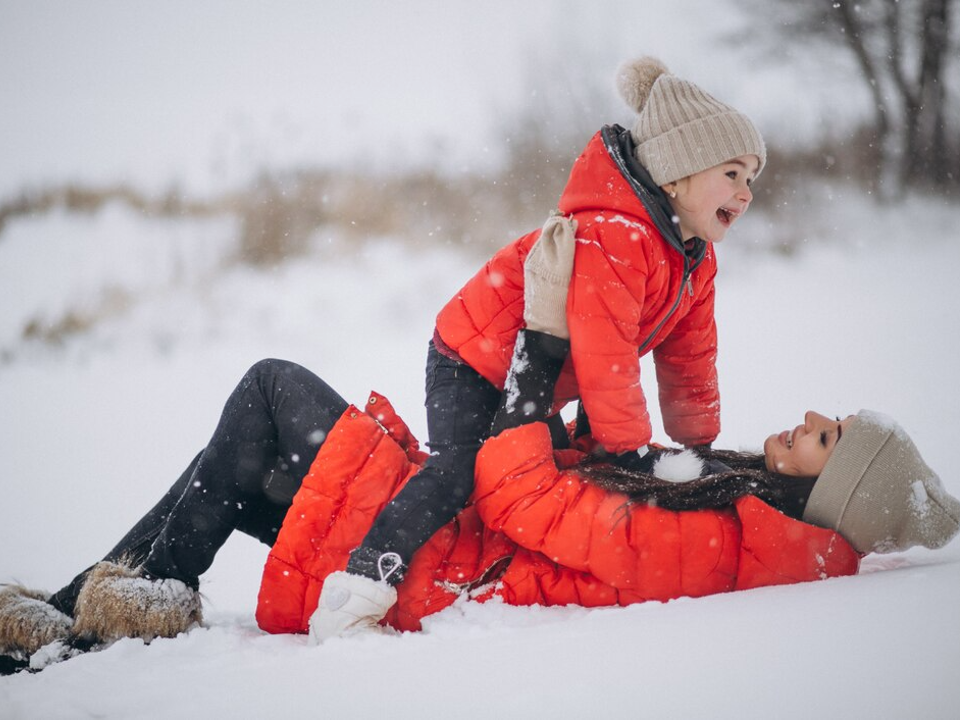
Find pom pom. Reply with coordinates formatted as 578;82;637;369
616;56;669;113
652;449;704;483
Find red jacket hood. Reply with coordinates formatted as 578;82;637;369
558;130;651;219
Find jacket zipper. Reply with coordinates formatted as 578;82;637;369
599;125;703;357
636;257;692;355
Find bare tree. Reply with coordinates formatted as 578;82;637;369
736;0;959;195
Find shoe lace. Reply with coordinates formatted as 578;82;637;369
377;552;403;584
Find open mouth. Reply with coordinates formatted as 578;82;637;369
716;206;739;227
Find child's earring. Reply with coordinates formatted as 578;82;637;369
669;190;677;198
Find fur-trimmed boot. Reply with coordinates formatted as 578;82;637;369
0;585;73;659
72;561;202;643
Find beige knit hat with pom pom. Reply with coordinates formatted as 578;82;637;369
617;57;766;186
803;410;960;555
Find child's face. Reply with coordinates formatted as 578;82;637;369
665;155;759;243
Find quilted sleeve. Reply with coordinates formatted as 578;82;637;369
474;423;740;599
733;495;860;590
567;222;652;454
652;256;720;447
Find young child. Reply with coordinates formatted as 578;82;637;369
316;56;766;640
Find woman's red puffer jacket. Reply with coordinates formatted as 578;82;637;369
435;128;719;454
255;396;860;634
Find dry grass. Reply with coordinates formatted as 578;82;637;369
2;116;955;352
7;126;905;273
20;287;133;347
0;163;569;270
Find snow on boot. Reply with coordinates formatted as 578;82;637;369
27;635;95;672
0;585;73;659
72;561;202;643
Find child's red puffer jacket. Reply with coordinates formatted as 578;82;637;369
435;127;720;453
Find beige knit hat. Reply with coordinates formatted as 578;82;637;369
616;57;767;186
803;410;960;554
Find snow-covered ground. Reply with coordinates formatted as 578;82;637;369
1;189;958;719
2;3;959;717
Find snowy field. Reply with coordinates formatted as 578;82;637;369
1;191;958;719
2;2;960;718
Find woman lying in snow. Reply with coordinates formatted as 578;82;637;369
1;239;958;673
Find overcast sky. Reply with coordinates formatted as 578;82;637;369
0;1;863;196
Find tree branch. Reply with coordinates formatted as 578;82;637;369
834;0;891;133
884;0;918;108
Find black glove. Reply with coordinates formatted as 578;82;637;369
701;458;732;475
490;329;569;435
685;444;732;476
612;446;661;474
614;446;729;478
573;401;591;439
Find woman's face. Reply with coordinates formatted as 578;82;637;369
763;411;856;477
664;155;759;243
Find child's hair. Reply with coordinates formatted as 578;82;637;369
577;449;815;518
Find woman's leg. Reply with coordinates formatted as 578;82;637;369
53;358;349;609
48;452;202;616
347;342;500;582
141;358;349;587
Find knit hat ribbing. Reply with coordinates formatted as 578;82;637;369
617;57;766;186
803;410;960;554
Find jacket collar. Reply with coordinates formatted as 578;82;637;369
600;124;706;267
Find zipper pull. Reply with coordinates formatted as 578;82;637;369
686;276;694;296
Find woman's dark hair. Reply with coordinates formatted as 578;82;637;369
577;448;818;519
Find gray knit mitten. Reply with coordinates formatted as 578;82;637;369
523;211;577;339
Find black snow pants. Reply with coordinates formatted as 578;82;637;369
346;332;571;585
50;358;349;616
49;333;570;613
345;341;502;584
